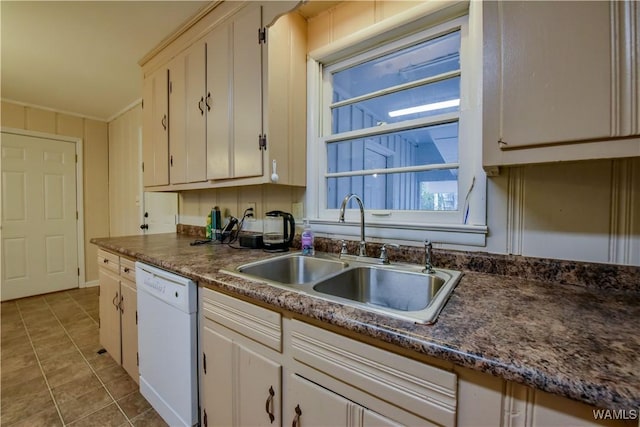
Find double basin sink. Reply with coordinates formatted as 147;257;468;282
226;252;462;324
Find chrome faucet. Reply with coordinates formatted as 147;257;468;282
423;240;434;273
338;193;366;257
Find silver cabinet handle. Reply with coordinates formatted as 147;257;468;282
206;92;212;111
119;294;124;314
161;114;167;130
265;386;275;423
112;292;119;309
291;405;301;427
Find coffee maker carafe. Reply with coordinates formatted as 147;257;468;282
263;210;295;252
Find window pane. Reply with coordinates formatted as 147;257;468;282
332;77;459;133
327;169;458;211
327;122;459;173
332;30;461;99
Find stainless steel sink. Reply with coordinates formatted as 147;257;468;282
312;267;445;311
226;252;462;324
236;254;348;285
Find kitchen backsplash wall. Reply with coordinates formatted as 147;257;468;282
178;185;306;234
485;159;640;266
1;100;110;283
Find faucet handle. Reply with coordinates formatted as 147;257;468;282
379;243;399;264
340;240;348;256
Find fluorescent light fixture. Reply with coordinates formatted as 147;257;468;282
388;99;460;118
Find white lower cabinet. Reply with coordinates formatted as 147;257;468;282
97;249;138;383
286;374;402;427
199;288;282;427
199;289;632;427
199;288;456;427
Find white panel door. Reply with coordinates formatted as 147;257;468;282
141;192;177;234
1;132;78;300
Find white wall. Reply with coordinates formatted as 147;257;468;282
484;158;639;265
108;104;143;237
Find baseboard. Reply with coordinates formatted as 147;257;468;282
81;280;99;288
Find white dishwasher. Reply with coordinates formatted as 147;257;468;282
136;262;198;427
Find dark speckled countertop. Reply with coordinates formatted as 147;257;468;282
91;233;640;411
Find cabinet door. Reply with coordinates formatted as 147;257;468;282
231;5;263;179
142;67;169;186
237;345;281;427
496;1;612;148
98;268;121;364
184;41;207;183
120;279;138;383
286;374;356;427
201;324;233;427
206;20;231;180
362;409;403;427
168;54;187;184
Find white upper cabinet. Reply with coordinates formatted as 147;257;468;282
168;43;207;185
206;5;263;181
140;1;306;191
483;0;640;168
142;66;169;187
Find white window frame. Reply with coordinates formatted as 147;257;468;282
306;1;487;247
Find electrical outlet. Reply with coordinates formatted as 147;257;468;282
245;202;257;221
292;202;303;220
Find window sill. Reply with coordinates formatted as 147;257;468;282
309;219;488;247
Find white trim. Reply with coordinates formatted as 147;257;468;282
306;2;486;247
106;98;142;123
310;221;487;247
1;127;86;287
1;98;107;123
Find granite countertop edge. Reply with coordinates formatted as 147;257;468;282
91;235;640;411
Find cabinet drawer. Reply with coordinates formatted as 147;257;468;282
98;249;120;273
200;287;281;352
120;258;136;284
291;320;457;426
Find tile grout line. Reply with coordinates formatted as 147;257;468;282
14;302;66;427
43;292;135;427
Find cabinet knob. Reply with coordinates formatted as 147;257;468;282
103;258;109;264
265;386;275;423
140;224;149;230
123;267;130;273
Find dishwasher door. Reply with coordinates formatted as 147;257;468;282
136;262;198;427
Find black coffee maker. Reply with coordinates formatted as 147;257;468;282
263;210;295;252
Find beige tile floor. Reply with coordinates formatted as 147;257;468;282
1;287;168;426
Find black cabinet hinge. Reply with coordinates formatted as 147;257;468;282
141;162;145;173
135;311;138;325
258;27;266;44
203;352;207;374
169;80;173;94
259;134;267;150
136;352;139;366
77;267;80;276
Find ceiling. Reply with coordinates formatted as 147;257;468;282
1;1;208;121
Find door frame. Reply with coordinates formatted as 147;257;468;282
1;127;86;287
